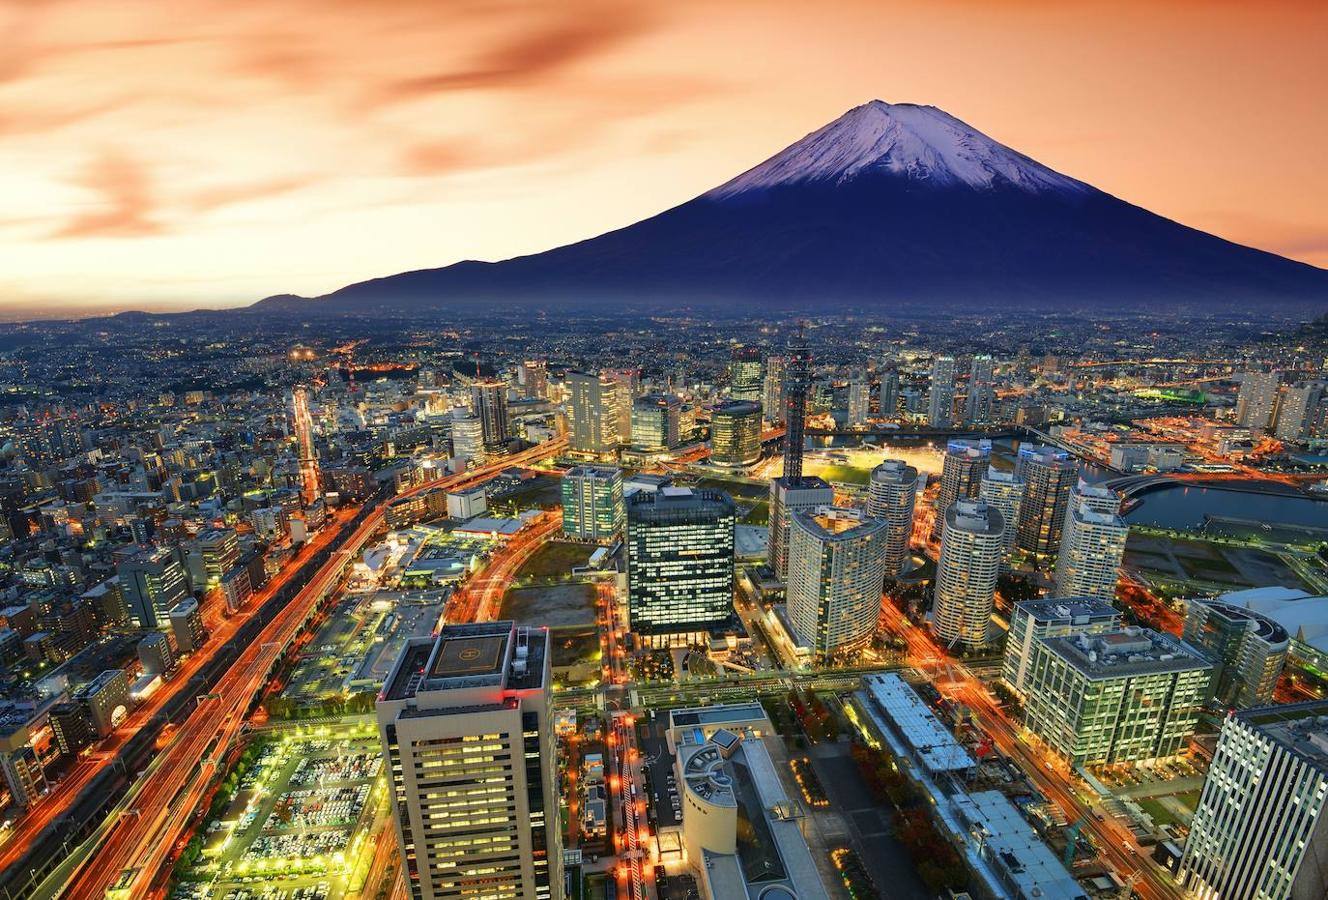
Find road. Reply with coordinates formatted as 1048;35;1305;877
445;510;562;625
877;600;1181;899
57;438;567;899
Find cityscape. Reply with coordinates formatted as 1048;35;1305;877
3;3;1328;900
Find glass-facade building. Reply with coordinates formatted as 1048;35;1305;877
560;465;624;542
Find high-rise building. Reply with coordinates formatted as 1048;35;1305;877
1236;370;1282;431
709;400;762;468
197;528;240;591
1015;445;1079;556
169;597;206;654
631;393;680;452
567;370;617;456
728;346;763;402
1069;478;1121;517
927;355;957;427
1179;700;1328;900
878;365;900;420
846;374;870;428
1275;381;1327;444
118;548;190;629
762;355;786;425
377;622;562;900
1002;598;1121;700
782;332;811;480
932;499;1004;649
767;476;833;581
449;411;485;465
866;459;918;577
1021;628;1211;766
932;439;990;539
1182;598;1289;709
470;380;509;452
600;371;634;447
521;359;548;400
1053;504;1128;601
787;507;888;658
978;469;1023;562
964;355;996;426
626;488;735;642
560;466;624;542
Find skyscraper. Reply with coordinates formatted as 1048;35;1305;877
1053;504;1128;601
846;373;869;428
787;507;887;658
1182;598;1289;709
1274;380;1327;444
932;499;1004;649
762;355;786;425
728;346;763;402
767;331;832;581
1235;370;1282;431
521;359;548;400
567;370;617;456
782;332;811;481
1180;700;1328;900
932;439;990;539
978;469;1023;562
470;379;509;452
118;547;190;629
449;410;485;465
866;459;918;577
1069;477;1121;517
878;364;900;421
377;622;562;900
709;400;762;468
1002;598;1121;700
963;354;996;426
927;355;957;427
1015;445;1079;556
561;466;624;542
626;488;735;643
631;393;681;452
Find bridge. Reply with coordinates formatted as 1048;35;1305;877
1106;472;1321;501
804;426;1020;439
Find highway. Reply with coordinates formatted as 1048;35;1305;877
55;437;566;899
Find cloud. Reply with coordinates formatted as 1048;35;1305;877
188;175;318;212
49;150;164;239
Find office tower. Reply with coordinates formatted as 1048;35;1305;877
470;379;509;452
137;631;176;677
1021;628;1211;766
709;400;762;468
846;374;869;427
978;469;1023;561
762;355;786;424
927;355;957;427
197;528;239;590
1015;445;1079;556
932;500;1004;649
1275;381;1327;444
567;370;610;455
626;488;735;643
1179;700;1328;900
1002;598;1121;699
728;346;763;402
963;354;996;426
867;460;919;577
169;598;206;654
449;411;485;465
600;371;634;446
50;703;95;757
1053;504;1128;601
521;359;548;400
878;365;900;421
931;438;990;539
118;547;190;629
767;477;833;582
377;622;562;900
787;507;888;658
560;465;624;542
631;393;680;452
1182;597;1289;709
75;669;132;736
782;332;811;480
1236;370;1282;431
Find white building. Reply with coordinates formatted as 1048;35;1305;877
1053;504;1128;601
867;459;919;577
928;355;957;428
787;506;888;658
1002;597;1121;700
1235;370;1282;431
978;469;1023;563
932;499;1004;649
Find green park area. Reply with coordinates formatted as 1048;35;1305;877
513;540;596;580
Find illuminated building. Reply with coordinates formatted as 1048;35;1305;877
762;355;786;424
767;477;833;582
1235;370;1282;431
631;393;681;452
1275;380;1327;444
878;364;900;420
709;399;762;468
932;499;1004;649
787;506;887;658
1021;628;1211;766
567;370;625;456
449;411;485;465
846;372;869;427
964;354;996;425
74;669;131;737
932;438;990;539
521;359;548;400
927;354;956;427
728;345;763;402
117;547;190;629
377;622;561;900
560;465;624;542
1002;598;1121;700
626;488;734;643
469;379;509;452
866;459;918;577
196;528;239;591
168;598;205;654
1179;700;1328;900
1053;504;1127;602
978;468;1023;563
1014;445;1078;556
1182;598;1288;709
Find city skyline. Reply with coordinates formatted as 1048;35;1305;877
2;0;1327;315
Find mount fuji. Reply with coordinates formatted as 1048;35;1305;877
254;100;1328;314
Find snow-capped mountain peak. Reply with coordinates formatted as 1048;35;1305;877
707;100;1091;198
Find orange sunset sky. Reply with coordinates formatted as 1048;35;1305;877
2;0;1325;315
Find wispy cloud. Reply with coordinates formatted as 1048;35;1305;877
49;150;163;239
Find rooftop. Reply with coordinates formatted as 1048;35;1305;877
381;620;547;701
946;499;1004;536
1189;597;1290;646
1043;627;1211;679
793;505;885;539
1015;597;1121;626
1238;700;1328;769
862;673;975;775
953;791;1088;900
1216;587;1328;654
